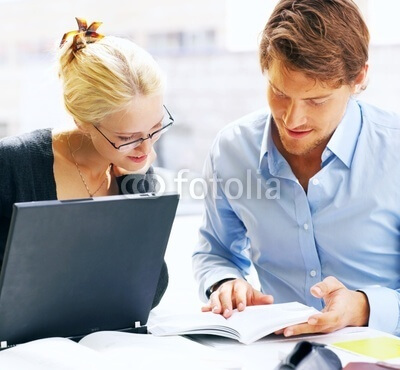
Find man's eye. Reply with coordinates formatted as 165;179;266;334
273;89;287;98
309;99;328;107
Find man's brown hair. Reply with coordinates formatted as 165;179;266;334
259;0;369;87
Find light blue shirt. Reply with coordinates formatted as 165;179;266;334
193;98;400;335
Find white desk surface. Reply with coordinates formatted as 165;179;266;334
181;327;400;369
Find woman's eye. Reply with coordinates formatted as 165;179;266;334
118;135;136;142
153;124;162;131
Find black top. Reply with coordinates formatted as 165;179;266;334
0;128;168;308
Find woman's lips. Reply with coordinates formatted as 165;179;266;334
127;154;147;163
285;128;313;139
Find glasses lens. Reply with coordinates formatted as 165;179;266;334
153;123;172;141
118;142;140;152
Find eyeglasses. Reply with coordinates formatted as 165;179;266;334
93;105;174;152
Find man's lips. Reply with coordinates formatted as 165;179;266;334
285;127;313;139
127;154;147;163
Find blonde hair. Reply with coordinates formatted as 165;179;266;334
58;36;165;126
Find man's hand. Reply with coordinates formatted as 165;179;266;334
279;276;370;337
112;148;157;176
201;278;274;319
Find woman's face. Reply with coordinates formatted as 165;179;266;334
89;94;164;172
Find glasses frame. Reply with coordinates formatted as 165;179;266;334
93;105;174;152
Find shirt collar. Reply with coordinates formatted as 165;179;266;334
325;98;362;168
258;113;272;167
258;98;362;171
258;114;273;170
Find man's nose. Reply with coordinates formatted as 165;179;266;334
282;101;307;129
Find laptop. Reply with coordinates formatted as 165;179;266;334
0;192;179;347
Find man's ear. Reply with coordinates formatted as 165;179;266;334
352;63;369;93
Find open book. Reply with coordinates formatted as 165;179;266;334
0;331;240;370
149;302;319;345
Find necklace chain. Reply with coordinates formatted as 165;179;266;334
67;134;110;197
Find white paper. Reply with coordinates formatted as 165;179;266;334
149;302;319;344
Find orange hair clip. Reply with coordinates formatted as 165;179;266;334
60;17;104;51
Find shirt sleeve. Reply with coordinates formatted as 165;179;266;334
359;286;400;335
193;152;252;302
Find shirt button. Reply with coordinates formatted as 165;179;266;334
303;223;309;230
312;178;319;185
310;270;317;277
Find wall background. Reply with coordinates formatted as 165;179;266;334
0;0;399;174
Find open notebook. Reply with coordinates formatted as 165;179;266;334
0;193;179;348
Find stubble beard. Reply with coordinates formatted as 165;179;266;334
277;125;330;157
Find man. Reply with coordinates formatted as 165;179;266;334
193;0;400;337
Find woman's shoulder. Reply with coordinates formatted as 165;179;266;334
0;128;53;162
0;128;52;151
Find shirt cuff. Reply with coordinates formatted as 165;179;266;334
358;286;400;334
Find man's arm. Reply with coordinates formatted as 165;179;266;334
193;153;251;299
193;153;273;317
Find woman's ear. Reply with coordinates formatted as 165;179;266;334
74;119;90;133
352;63;369;94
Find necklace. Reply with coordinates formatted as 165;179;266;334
67;134;111;197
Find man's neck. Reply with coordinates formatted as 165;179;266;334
271;125;327;192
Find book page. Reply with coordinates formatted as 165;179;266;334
79;331;241;370
149;311;241;339
0;337;118;370
149;310;230;333
149;302;318;344
226;302;319;344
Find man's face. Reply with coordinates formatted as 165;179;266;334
267;61;354;157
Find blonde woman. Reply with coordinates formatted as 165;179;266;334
0;18;174;307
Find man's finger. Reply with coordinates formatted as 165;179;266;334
251;290;274;305
283;312;340;336
218;283;234;318
283;322;322;337
307;311;340;328
310;276;345;298
208;291;223;314
232;282;249;311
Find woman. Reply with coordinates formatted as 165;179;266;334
0;18;173;307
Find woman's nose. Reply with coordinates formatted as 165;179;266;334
136;136;152;154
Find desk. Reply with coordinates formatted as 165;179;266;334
180;327;400;369
0;213;399;369
151;213;400;369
